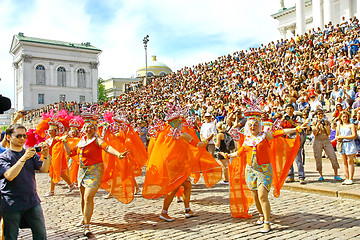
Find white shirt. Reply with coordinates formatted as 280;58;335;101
200;122;217;144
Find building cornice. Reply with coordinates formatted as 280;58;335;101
13;54;99;66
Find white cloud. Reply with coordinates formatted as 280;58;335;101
0;0;283;104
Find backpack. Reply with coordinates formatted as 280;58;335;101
223;132;235;152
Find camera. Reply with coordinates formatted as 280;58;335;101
285;115;291;121
34;146;42;153
320;119;325;125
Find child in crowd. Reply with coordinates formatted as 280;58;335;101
330;122;337;151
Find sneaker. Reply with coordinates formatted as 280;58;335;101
345;180;353;185
318;176;324;181
184;209;198;218
44;191;54;197
66;184;76;193
285;178;295;183
299;179;306;185
159;211;175;222
342;179;349;185
219;180;230;185
334;176;342;181
261;221;271;233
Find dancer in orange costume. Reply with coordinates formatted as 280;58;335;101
143;103;222;222
61;107;130;237
102;111;147;199
219;97;306;233
53;117;83;185
37;116;74;197
97;111;146;202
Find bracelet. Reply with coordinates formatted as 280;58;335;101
43;156;50;159
62;138;68;143
117;153;122;159
224;153;229;160
296;126;302;133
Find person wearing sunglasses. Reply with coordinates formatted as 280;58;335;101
0;124;51;240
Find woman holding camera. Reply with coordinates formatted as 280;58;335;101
336;111;357;185
312;110;342;181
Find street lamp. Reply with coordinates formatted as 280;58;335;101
143;35;149;86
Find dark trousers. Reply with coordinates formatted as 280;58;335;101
2;204;46;240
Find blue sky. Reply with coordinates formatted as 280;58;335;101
0;0;292;103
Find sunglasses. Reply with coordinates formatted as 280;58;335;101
14;134;28;139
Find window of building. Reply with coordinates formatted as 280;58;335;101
57;67;66;86
38;94;44;104
159;71;167;77
77;69;86;88
147;72;154;77
79;95;85;103
59;94;65;102
36;65;45;85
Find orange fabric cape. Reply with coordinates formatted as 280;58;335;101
50;138;80;184
99;126;146;204
49;139;68;183
123;127;148;176
142;123;222;200
228;131;300;218
67;138;80;183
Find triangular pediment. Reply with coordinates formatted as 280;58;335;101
9;35;20;54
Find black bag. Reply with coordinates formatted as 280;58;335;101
223;132;235;152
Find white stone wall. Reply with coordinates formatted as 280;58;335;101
10;37;100;110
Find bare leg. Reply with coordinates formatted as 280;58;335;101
79;186;85;217
60;173;72;186
220;159;229;181
251;190;264;223
82;187;99;225
347;155;355;180
50;180;55;192
160;186;180;220
342;154;349;179
182;180;197;217
258;184;271;232
182;180;192;209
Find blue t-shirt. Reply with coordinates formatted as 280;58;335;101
350;39;360;51
0;147;6;154
0;148;43;212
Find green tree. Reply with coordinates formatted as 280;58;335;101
98;78;107;102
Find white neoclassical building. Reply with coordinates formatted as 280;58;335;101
103;77;143;98
272;0;360;38
9;33;102;110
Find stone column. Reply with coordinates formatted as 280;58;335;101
312;0;323;29
296;0;306;35
22;55;32;110
340;0;351;21
90;62;98;102
70;64;75;87
323;0;334;26
357;0;360;18
278;27;287;39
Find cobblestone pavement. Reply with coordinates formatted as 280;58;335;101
15;170;360;240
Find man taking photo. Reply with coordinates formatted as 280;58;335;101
0;124;51;240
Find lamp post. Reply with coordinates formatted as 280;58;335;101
143;35;149;86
